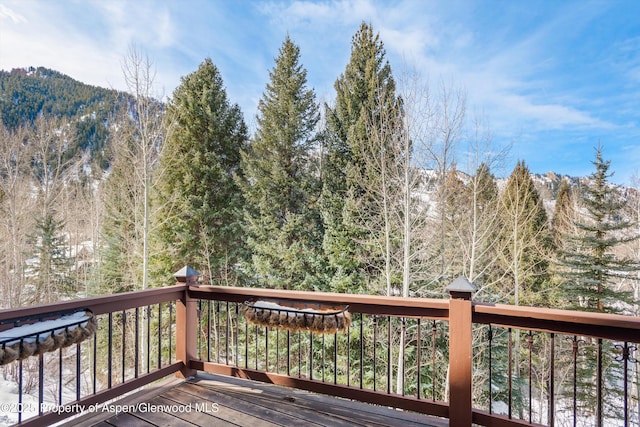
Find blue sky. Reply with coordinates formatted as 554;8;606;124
1;0;639;184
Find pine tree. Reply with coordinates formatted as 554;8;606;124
155;58;248;285
556;145;638;425
239;35;323;290
321;22;400;293
28;212;72;303
559;146;637;313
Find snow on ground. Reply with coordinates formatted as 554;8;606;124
0;378;41;426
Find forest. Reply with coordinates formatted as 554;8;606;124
1;23;637;313
1;22;639;424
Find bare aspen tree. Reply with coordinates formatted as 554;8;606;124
396;70;438;298
358;88;403;296
0;124;35;307
121;45;165;292
427;80;466;288
395;74;467;296
360;71;471;393
458;115;510;299
498;161;551;306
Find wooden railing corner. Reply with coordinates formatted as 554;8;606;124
174;266;200;378
447;277;477;426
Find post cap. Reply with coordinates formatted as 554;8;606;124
446;277;476;299
174;265;200;285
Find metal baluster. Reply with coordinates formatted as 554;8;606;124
265;326;269;372
322;332;326;382
264;326;269;372
122;309;126;383
18;359;23;422
549;333;555;427
615;342;637;426
488;325;493;414
373;315;378;391
235;303;239;367
347;319;351;387
360;313;364;389
226;301;230;365
508;328;512;419
287;327;291;376
432;320;437;401
527;331;533;422
401;317;406;395
309;331;313;380
93;327;97;394
276;326;280;373
146;305;151;373
567;335;584;427
58;346;62;404
298;330;302;378
76;342;81;401
597;338;602;427
206;300;211;361
157;303;162;369
334;331;338;385
216;301;220;364
417;318;422;400
108;313;113;388
134;307;139;378
387;316;391;394
244;312;249;369
38;352;44;415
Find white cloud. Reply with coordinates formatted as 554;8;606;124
0;4;26;24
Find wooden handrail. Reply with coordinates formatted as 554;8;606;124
189;285;450;318
473;301;640;341
0;285;187;323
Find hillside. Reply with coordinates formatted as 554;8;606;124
0;67;633;206
0;66;133;169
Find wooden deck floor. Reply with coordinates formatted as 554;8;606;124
70;373;448;427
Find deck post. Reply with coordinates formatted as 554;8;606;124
175;266;200;378
446;277;477;426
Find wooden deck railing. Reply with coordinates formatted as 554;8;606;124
1;270;639;426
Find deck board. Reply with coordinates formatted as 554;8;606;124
159;389;257;427
67;373;448;427
103;412;156;426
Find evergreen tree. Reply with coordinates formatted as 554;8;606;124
155;59;248;285
28;212;72;303
556;146;638;425
559;146;637;313
239;35;323;290
321;22;400;293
